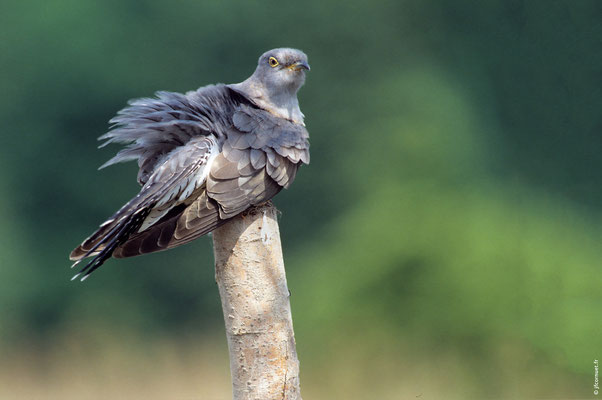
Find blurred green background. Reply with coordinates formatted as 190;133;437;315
1;0;601;398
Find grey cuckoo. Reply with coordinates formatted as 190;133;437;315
70;48;310;281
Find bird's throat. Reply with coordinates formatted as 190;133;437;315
230;81;305;125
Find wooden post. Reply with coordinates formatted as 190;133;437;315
212;203;302;400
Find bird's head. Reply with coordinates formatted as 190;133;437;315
231;48;310;124
252;48;310;96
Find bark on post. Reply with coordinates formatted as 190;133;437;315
212;203;301;400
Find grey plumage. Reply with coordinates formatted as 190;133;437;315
70;48;310;280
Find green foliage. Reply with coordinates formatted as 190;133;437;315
289;67;601;385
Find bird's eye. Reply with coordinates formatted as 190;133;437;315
268;57;279;67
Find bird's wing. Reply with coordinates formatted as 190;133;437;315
69;135;219;279
206;102;310;218
98;86;232;185
110;143;284;259
112;191;222;258
112;102;310;257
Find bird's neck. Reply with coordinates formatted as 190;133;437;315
230;81;305;126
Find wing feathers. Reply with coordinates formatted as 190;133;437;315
71;136;219;271
99;85;237;185
71;86;310;278
250;149;266;169
112;192;222;258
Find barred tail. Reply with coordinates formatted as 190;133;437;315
70;207;152;281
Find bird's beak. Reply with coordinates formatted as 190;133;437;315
287;61;310;71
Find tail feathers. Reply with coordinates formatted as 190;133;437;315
70;216;126;263
112;192;222;258
70;198;146;261
70;208;152;281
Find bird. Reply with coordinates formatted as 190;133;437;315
69;48;310;281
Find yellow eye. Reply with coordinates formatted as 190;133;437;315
268;56;279;67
